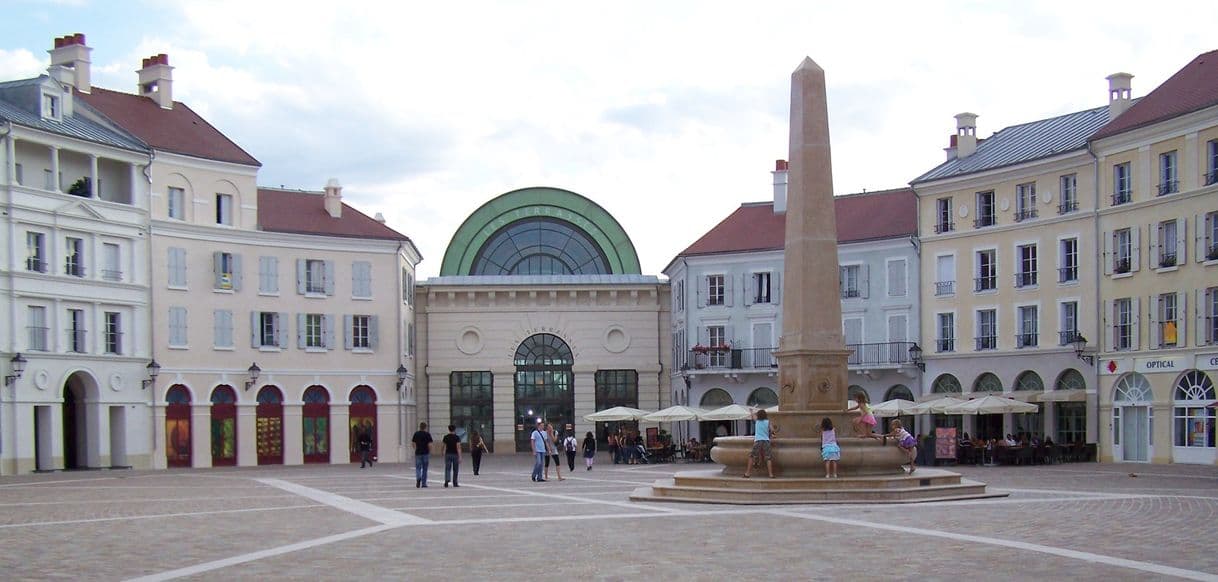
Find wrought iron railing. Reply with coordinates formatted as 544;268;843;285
1156;180;1179;196
1058;266;1078;283
935;281;955;296
1057;200;1078;214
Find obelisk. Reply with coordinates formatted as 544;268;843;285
772;57;852;438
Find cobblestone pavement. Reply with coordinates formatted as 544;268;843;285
1;456;1215;581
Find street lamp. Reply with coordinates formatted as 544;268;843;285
1071;334;1095;365
395;364;409;391
908;343;925;372
244;362;261;391
5;353;27;386
141;359;161;390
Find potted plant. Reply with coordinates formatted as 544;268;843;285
1114;259;1131;274
67;177;91;197
1208;244;1218;262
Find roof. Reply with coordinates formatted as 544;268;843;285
1092;49;1218;140
912;106;1111;184
76;87;260;166
0;77;147;153
257;187;412;242
673;187;917;260
423;274;662;286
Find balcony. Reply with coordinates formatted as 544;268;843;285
936;338;955;353
306;279;326;295
1207;316;1218;345
1057;200;1078;215
1156;180;1179;196
1156;321;1179;349
1059;330;1082;346
975;336;997;351
974;275;996;292
1058;266;1078;283
102;269;123;282
846;341;916;367
973;216;996;229
1113;325;1132;351
25;257;47;273
105;331;123;355
1112;190;1131;206
688;347;774;371
934;221;955;234
1209;243;1218;262
65;259;85;278
1014;272;1038;288
1015;332;1038;348
934;281;955;296
1013;208;1038;222
840;288;861;299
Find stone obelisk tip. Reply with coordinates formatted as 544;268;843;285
795;56;823;73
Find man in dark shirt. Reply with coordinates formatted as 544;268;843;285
442;425;462;488
411;422;433;488
357;428;374;468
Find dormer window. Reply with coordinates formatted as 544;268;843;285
41;93;61;121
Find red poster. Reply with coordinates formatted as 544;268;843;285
935;427;957;460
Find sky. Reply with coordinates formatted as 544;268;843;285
3;1;1216;277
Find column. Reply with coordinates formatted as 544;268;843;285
491;366;515;453
1152;401;1172;464
191;404;212;468
49;146;60;192
331;403;350;465
237;403;257;466
4;135;15;186
128;162;139;206
572;366;596;441
151;400;167;470
1097;402;1114;462
88;154;98;198
283;403;303;465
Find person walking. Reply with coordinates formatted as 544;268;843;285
357;428;374;468
411;422;433;488
563;431;579;472
530;420;548;482
470;430;489;476
582;431;597;471
742;409;775;479
544;423;565;481
442;424;461;488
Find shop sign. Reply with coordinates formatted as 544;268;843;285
1099;358;1130;375
1196;353;1218;371
1134;355;1188;374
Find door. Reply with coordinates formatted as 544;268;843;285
936;255;955;292
255;386;284;465
1122;406;1149;462
210;386;237;466
301;386;330;464
165;385;192;468
348;386;377;463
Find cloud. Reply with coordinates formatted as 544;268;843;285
0;49;44;80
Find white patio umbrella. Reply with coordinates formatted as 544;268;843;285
699;404;756;421
943;395;1039;415
870;398;918;418
642;405;708;423
764;400;857;414
583;406;650;422
909;396;968;415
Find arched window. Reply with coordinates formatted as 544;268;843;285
166;385;191;404
973;373;1002;393
514;333;574;367
1173;370;1215;449
471;218;611;276
257;386;283;404
514;334;575;451
303;385;330;403
1015;371;1043;391
932;374;962;393
350;385;377;403
1055;369;1086;391
210;385;237;404
700;388;734;407
746;387;778;408
885;384;914;402
1114;373;1152;402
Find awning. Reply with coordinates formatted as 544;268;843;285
1037;389;1087;402
1009;391;1041;402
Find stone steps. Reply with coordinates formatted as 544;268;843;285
672;469;962;491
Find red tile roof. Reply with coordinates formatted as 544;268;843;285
674;187;917;259
257;188;412;242
77;87;261;166
1092;49;1218;140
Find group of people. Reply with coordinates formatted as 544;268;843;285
605;428;648;465
409;422;490;488
530;421;597;482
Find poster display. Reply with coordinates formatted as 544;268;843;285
935;427;957;460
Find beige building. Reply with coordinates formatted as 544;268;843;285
1091;51;1218;465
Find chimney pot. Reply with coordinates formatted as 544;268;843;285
55;37;65;48
1106;72;1134;118
953;112;979;158
74;33;85;45
775;159;788;171
772;160;789;214
323;179;343;219
48;32;92;93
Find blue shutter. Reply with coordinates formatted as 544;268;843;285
323;260;336;296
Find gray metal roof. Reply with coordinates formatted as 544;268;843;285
423;274;663;286
0;76;148;153
912;105;1112;184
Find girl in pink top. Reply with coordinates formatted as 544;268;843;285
851;393;880;439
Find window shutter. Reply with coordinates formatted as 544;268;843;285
1102;231;1112;275
1102;300;1110;351
1197;289;1206;346
838;266;846;296
1132;297;1141;350
323;314;335;350
773;272;782;305
213;251;223;289
1148;296;1159;350
860;264;870;299
324;260;336;296
696;276;706;308
370;316;380;351
343;314;353;350
698;326;708;346
296;259;306;294
251;312;261;348
724;324;734;347
1130;227;1141;272
277;312;289;348
214;309;224;347
1179;292;1187;348
297;313;306;349
231;254;243;291
268;257;278;293
1196;214;1205;261
743;274;753;306
724;274;734;307
1149;223;1160;266
1176;218;1187;264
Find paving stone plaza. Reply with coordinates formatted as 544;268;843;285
2;457;1216;580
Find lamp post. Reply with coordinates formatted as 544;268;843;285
244;362;261;391
142;359;161;390
395;364;408;391
1071;335;1095;365
908;343;925;372
5;353;27;386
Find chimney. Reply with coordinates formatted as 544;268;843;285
324;178;343;219
944;133;958;161
48;33;91;93
954;112;978;158
137;54;174;109
772;159;788;214
1107;72;1134;119
373;212;387;224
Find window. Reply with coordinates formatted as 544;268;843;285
352;261;372;298
304;313;325;349
14;163;22;185
450;371;494;451
27;306;48;351
1017;305;1038;348
167;187;185;220
42;93;60;120
66;309;86;353
346;314;377;350
1113;162;1132;205
706;274;725;306
1015;182;1037;221
976;309;997;350
1158;150;1178;196
975;250;996;292
1114;298;1133;351
255;312;284;348
215;193;233;225
1173;371;1215;448
213;252;239;290
408;323;416;356
471;217;610;275
1056;402;1087;445
752;272;772;304
974;191;995;228
935;255;955;296
839;265;861;298
1059;174;1078;214
1157;219;1180;268
1016;244;1038;287
1059;301;1079;345
937;313;955;352
595;370;639;424
675;279;685;312
104;312;121;354
935;198;954;233
1207;140;1218;186
167;247;187;288
1058;238;1078;283
1155;293;1179;349
168;306;188;347
25;232;46;272
213;309;234;348
102;243;121;281
1113;228;1133;274
65;237;84;277
707;325;727;367
258;256;279;294
887;259;907;297
1206;287;1218;346
1207;212;1218;262
300;259;332;295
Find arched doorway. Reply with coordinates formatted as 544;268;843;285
1113;373;1152;462
255;386;284;465
930;374;963;435
1172;370;1215;464
61;372;96;470
883;384;915;433
746;387;778;409
1052;369;1087;444
302;386;330;464
513;334;574;452
1013;371;1044;439
210;386;237;467
348;386;377;463
165;385;192;468
699;388;734;444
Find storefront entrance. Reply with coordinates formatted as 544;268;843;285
165;385;192;467
255;386;284;465
348;386;377;463
513;334;575;452
210;386;237;467
302;386;330;464
1113;373;1152;462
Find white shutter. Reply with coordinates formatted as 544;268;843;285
697;276;706;308
1132;296;1142;350
214;309;224;347
1102;230;1112;275
1177;218;1188;264
323;314;335;350
772;272;782;305
370;316;380;351
743;274;753;306
1197;214;1206;261
250;312;261;348
343;314;353;350
323;260;336;296
213;251;223;288
268;257;279;293
1179;292;1187;348
1149;223;1160;267
698;326;708;346
838;266;846;296
1198;289;1207;346
231;254;243;291
1131;227;1141;272
296;313;306;349
277;312;289;348
725;324;735;347
724;274;734;307
860;264;871;299
296;259;306;294
1148;296;1159;350
1102;300;1111;352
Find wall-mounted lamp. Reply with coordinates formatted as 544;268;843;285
244;362;261;391
395;364;408;391
1071;334;1095;365
908;343;925;372
141;359;161;390
5;353;28;386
